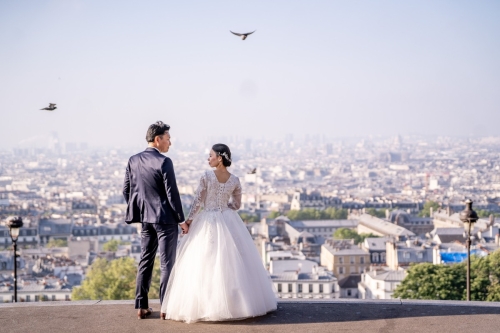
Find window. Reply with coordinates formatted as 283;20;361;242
288;284;292;293
403;252;410;259
350;256;355;264
338;257;344;264
309;284;313;293
338;267;344;274
52;295;56;301
35;295;40;302
372;253;379;263
298;284;302;293
381;253;386;262
319;284;323;293
277;284;282;292
65;295;70;301
347;289;352;296
360;257;365;264
26;295;31;302
417;252;423;259
376;282;380;289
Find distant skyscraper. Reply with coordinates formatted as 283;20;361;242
326;143;333;155
245;139;252;152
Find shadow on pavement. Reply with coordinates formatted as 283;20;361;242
203;303;500;326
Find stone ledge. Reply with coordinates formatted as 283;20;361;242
1;301;500;333
2;298;500;308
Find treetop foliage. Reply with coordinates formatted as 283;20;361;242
365;208;386;218
333;227;379;245
72;257;161;301
394;250;500;301
238;212;260;223
418;201;440;217
102;239;127;252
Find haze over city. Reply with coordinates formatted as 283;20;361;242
1;0;500;150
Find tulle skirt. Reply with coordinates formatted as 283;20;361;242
161;209;277;323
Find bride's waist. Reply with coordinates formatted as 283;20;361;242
203;207;232;213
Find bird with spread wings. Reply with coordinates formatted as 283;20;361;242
40;103;57;111
230;30;256;40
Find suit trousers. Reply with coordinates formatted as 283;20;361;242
135;222;178;309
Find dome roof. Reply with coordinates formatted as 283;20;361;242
388;210;410;224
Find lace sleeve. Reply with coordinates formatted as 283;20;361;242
187;173;207;220
228;178;242;210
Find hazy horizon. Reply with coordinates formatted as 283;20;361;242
1;1;499;150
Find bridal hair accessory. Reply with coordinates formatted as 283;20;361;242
219;152;232;162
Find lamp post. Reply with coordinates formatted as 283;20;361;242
459;200;478;301
6;216;23;303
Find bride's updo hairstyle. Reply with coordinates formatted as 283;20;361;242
212;144;232;167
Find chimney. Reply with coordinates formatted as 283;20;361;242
446;207;451;216
430;207;434;218
385;209;390;219
490;215;495;227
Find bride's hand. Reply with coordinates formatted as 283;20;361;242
186;220;193;226
180;223;189;234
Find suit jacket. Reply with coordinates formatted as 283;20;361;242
123;147;185;224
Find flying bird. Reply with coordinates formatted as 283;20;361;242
40;103;57;111
248;168;257;174
230;30;256;40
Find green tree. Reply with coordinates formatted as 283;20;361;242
475;210;500;218
323;207;348;219
333;228;361;244
393;262;466;300
46;239;68;248
365;208;386;218
72;257;163;301
418;201;440;217
285;208;348;221
102;239;124;252
332;227;378;245
238;212;260;223
268;211;281;219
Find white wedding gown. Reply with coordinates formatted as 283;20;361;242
161;170;277;323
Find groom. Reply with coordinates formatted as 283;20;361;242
123;121;189;319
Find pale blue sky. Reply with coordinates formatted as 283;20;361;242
1;1;499;149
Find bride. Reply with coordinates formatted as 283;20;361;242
161;143;277;323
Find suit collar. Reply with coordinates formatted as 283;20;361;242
146;147;160;152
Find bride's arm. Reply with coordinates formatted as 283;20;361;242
186;173;207;223
228;178;242;210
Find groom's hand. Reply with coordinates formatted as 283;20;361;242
180;223;189;234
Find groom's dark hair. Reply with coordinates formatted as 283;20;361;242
146;121;170;142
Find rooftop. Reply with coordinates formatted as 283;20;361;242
2;299;500;333
358;214;415;237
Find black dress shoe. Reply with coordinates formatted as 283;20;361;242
137;308;153;319
161;312;166;320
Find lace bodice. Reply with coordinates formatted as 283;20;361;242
187;170;242;220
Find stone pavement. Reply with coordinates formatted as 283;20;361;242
1;299;500;333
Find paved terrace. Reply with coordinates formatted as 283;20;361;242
1;299;500;333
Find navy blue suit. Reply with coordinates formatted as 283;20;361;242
123;147;185;309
